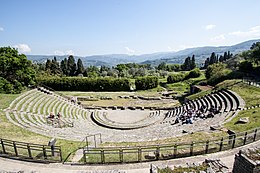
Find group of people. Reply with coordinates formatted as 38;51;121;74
47;112;61;120
174;105;221;125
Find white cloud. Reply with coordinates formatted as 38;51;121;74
54;50;74;56
167;45;194;52
65;50;74;55
205;24;216;30
0;27;3;31
14;44;31;53
54;50;65;56
229;26;260;37
210;34;226;42
167;46;174;51
125;46;135;55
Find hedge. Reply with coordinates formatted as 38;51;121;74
135;76;158;90
37;77;130;91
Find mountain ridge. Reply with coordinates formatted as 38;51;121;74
27;39;260;66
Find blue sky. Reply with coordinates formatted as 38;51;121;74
1;0;260;56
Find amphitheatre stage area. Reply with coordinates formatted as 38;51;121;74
0;79;260;172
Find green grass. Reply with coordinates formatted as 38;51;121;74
186;88;212;100
224;107;260;132
158;164;208;173
165;73;206;96
0;93;21;109
0;110;82;161
187;79;260;108
0;92;82;161
224;81;260;107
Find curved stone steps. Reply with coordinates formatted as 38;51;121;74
32;94;48;114
216;92;228;112
209;94;218;109
47;96;58;115
221;90;235;111
26;93;46;113
8;89;36;110
212;93;224;112
226;89;245;109
5;112;25;128
22;92;43;113
38;95;53;115
13;90;38;111
50;98;61;115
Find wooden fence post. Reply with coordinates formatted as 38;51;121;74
1;139;6;154
243;132;247;145
219;137;224;151
83;149;86;163
232;135;236;148
253;129;257;141
43;146;47;159
205;140;209;154
190;142;194;156
119;149;123;163
13;141;18;156
155;147;160;160
173;144;177;158
27;144;32;158
101;150;105;164
138;147;142;162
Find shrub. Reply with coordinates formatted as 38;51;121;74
206;63;233;85
167;73;185;83
185;68;201;79
135;76;158;90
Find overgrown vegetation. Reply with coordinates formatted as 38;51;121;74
158;164;209;173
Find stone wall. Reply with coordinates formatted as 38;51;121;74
233;150;260;173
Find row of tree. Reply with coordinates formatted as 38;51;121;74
40;55;198;78
203;51;233;69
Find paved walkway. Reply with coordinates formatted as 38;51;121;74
0;140;259;173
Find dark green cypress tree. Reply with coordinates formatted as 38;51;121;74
67;55;76;76
45;59;52;71
76;58;85;75
191;55;196;70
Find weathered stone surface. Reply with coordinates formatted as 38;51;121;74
237;117;249;124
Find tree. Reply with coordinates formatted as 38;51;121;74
205;63;231;85
191;55;196;70
0;47;36;93
157;62;167;70
67;55;77;76
249;42;260;65
45;59;52;71
182;56;196;71
51;57;62;75
60;58;68;76
76;58;85;75
239;61;253;73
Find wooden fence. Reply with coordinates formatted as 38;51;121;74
0;138;62;162
82;128;260;164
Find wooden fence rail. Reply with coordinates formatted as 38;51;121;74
82;128;260;164
0;138;62;162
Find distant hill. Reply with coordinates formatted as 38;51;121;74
27;39;260;67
